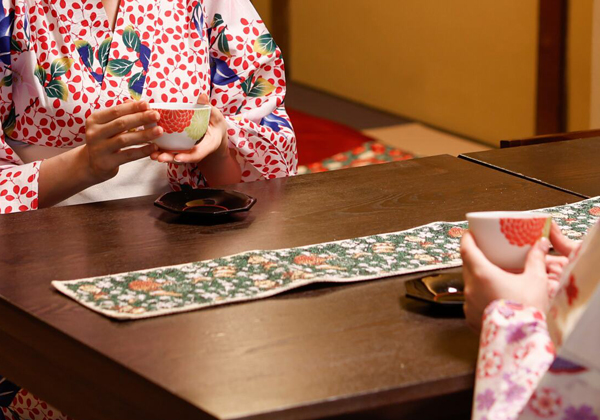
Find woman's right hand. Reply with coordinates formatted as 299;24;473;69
83;100;163;182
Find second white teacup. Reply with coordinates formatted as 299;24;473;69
467;211;552;271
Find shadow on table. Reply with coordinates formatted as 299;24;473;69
153;208;257;228
322;388;473;420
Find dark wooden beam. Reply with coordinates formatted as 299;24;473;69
271;0;291;77
536;0;568;134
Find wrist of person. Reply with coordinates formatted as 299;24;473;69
74;145;106;187
202;131;231;164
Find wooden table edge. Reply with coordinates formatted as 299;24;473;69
458;154;590;199
227;374;474;420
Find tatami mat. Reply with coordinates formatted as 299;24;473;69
363;123;491;157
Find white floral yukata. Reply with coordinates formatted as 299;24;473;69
0;0;295;418
0;0;297;214
473;221;600;420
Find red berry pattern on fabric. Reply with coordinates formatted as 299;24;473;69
499;218;548;247
157;110;195;133
566;274;579;306
4;388;74;420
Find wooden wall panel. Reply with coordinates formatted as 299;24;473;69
289;0;538;145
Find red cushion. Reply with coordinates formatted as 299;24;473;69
287;108;375;166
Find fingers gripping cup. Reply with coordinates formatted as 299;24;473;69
466;212;552;271
148;103;211;151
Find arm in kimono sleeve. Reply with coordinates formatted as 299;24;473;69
0;1;41;214
205;0;297;182
472;300;555;420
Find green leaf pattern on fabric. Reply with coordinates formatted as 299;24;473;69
98;37;112;71
253;34;277;55
44;79;68;100
0;73;12;87
216;30;231;56
212;13;224;28
49;57;73;79
122;25;141;52
247;77;275;97
34;65;46;86
107;58;135;77
53;198;600;320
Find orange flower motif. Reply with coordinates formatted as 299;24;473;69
589;207;600;216
157;109;195;133
448;227;466;238
370;142;386;154
293;254;327;265
129;280;162;292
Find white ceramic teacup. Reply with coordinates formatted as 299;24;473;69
466;211;552;271
148;103;211;151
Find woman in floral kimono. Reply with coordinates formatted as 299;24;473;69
461;222;600;420
1;0;295;418
0;0;296;213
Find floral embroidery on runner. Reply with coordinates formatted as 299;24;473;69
52;197;600;320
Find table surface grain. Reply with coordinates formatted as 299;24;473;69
0;155;581;420
460;137;600;198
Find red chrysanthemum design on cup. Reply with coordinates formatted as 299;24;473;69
499;218;548;247
157;109;195;133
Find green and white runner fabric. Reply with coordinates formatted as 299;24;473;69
52;197;600;320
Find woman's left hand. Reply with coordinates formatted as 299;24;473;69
150;94;229;164
461;232;552;332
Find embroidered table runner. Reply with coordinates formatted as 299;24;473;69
52;197;600;320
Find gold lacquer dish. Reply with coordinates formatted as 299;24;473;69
405;272;465;305
154;188;257;217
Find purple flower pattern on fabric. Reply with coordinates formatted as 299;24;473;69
506;323;528;344
506;382;527;403
476;389;496;411
498;304;516;319
563;405;599;420
473;300;558;420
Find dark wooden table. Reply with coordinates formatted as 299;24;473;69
460;137;600;198
0;155;581;420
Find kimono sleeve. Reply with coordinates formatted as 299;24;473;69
204;0;297;183
472;300;555;420
0;1;40;214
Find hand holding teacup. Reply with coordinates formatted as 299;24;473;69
149;94;229;164
460;212;576;332
84;100;162;182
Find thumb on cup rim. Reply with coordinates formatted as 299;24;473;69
524;237;550;274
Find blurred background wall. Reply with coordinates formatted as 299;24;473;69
251;0;594;147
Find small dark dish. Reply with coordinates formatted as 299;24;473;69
405;273;464;305
154;188;257;216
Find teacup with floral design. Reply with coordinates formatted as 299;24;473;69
467;211;552;271
148;103;211;151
